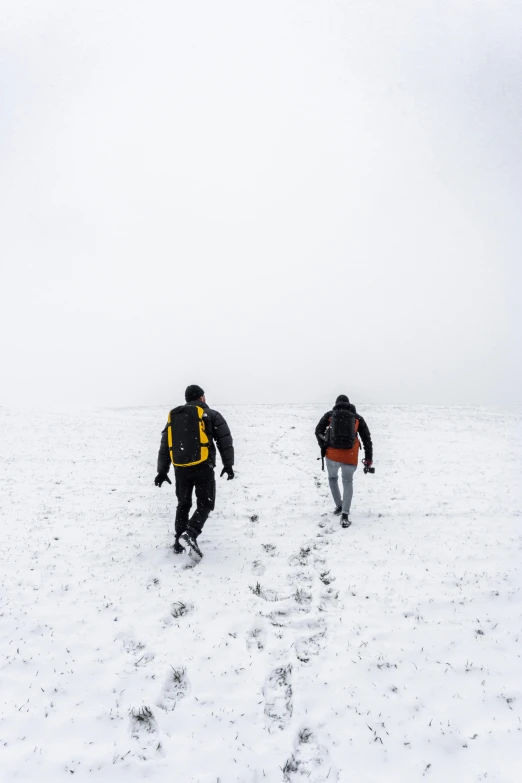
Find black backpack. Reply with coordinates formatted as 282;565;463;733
167;405;210;467
327;407;357;450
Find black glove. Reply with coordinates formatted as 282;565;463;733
220;466;234;480
363;459;375;475
154;473;172;487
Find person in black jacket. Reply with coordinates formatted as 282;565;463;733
155;385;234;557
315;394;373;527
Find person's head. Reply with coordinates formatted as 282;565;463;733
185;384;205;403
335;394;350;405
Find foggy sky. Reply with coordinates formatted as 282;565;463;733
1;0;521;409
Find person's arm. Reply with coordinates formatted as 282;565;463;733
315;412;330;446
357;416;373;462
157;424;171;475
212;411;234;467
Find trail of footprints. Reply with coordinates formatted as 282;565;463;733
120;626;192;761
122;508;340;778
251;512;340;780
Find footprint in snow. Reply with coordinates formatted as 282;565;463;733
170;601;194;619
268;605;322;628
287;569;314;587
252;559;266;576
283;728;337;782
316;521;338;537
263;664;293;732
250;582;290;602
134;651;155;667
288;546;313;567
157;666;190;711
318;589;339;612
129;706;158;739
294;631;326;664
247;626;266;651
318;570;335;586
265;598;309;627
119;636;146;655
313;535;332;550
294;587;313;608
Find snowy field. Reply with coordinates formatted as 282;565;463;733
1;403;521;783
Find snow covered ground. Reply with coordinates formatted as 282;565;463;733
1;404;521;783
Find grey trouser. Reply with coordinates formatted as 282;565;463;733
326;458;357;514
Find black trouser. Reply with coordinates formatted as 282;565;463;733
174;463;216;539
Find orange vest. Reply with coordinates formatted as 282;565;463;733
326;418;359;466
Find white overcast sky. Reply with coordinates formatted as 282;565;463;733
1;0;521;408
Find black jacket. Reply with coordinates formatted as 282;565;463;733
315;402;373;461
157;401;234;474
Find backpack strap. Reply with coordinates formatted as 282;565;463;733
196;406;210;448
167;409;174;461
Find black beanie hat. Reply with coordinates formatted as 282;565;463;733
336;394;350;404
185;384;205;402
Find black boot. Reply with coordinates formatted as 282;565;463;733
333;506;342;516
180;531;203;559
173;537;185;554
341;513;351;528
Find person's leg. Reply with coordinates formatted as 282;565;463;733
174;468;194;539
187;463;216;538
326;458;342;510
340;464;357;514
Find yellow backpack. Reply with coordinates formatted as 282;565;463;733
167;405;210;467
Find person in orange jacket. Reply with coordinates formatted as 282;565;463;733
315;394;373;528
